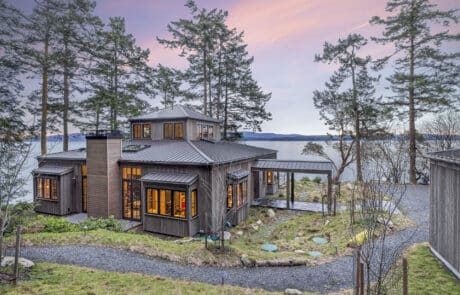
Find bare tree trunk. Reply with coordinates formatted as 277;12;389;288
408;6;417;184
63;32;70;152
223;71;229;139
41;31;50;155
203;47;208;116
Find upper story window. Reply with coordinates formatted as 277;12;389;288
198;124;214;139
237;180;248;207
132;123;151;139
164;123;184;139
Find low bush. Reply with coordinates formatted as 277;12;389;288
43;217;79;233
312;176;322;184
79;216;123;232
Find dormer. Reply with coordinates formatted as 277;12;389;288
128;105;221;141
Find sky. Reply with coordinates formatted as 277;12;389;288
12;0;460;135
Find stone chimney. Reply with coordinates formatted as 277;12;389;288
86;131;122;219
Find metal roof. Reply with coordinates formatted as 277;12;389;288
191;141;277;164
129;105;221;123
33;165;74;176
252;159;334;174
38;148;86;161
425;149;460;165
141;172;198;185
228;169;249;180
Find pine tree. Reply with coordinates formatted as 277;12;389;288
152;64;182;107
314;34;383;182
370;0;460;183
84;17;152;131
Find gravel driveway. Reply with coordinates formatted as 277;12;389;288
10;185;429;293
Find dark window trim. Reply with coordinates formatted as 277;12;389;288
122;167;142;221
82;164;87;212
35;175;59;202
191;189;198;218
198;123;214;139
132;123;151;139
227;177;248;210
163;122;184;140
145;187;188;219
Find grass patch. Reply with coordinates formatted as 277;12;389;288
0;263;279;295
398;243;460;294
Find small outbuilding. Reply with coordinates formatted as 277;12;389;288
426;149;460;279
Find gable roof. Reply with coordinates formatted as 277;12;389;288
129;105;221;123
33;165;74;175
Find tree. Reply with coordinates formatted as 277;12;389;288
314;34;383;182
83;17;152;131
158;0;271;136
152;64;182;107
0;0;32;262
421;110;460;151
370;0;460;183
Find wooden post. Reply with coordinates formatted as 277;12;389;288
327;173;332;215
402;256;408;295
355;248;361;295
205;212;208;250
221;215;225;253
359;262;365;295
286;172;290;209
13;225;22;286
291;172;295;203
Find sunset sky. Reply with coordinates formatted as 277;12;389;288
14;0;460;135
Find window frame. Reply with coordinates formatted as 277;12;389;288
197;123;214;139
132;123;151;139
228;177;248;209
144;187;189;219
35;176;59;202
122;167;142;221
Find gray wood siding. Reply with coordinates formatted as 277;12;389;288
429;159;460;275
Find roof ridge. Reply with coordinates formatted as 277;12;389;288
186;140;214;164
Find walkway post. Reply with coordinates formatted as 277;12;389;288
403;256;408;295
286;172;290;209
291;173;295;203
327;173;332;215
13;225;22;286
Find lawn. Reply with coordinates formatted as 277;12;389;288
7;207;412;267
404;243;459;294
0;263;278;295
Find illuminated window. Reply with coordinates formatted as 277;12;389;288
173;191;186;218
122;167;142;220
236;180;248;207
198;124;214;139
146;188;158;214
191;190;197;217
159;189;172;216
143;124;151;138
133;124;142;139
164;123;174;139
174;123;184;139
35;176;58;201
227;184;233;208
82;165;87;212
267;170;272;184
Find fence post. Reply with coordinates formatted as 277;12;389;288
403;256;408;295
205;212;208;250
355;248;361;295
359;262;365;295
221;215;224;253
13;225;22;286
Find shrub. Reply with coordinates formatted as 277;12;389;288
312;176;322;184
300;176;310;183
1;202;36;235
79;216;123;232
43;217;79;233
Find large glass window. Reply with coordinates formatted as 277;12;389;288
227;184;233;208
237;179;248;207
267;170;272;184
145;188;191;219
35;176;58;201
133;123;151;139
122;167;142;220
146;188;158;214
163;123;174;139
174;123;184;139
82;164;87;212
198;124;214;139
192;190;197;217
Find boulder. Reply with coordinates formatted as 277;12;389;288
256;219;262;225
285;288;302;294
240;254;255;267
1;256;34;268
294;250;305;254
236;230;244;236
267;209;276;218
251;224;259;231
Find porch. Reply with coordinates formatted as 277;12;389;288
251;159;335;213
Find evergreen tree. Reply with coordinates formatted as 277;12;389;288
84;17;152;131
152;64;182;107
314;34;383;182
370;0;460;183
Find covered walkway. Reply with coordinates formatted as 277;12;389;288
251;159;335;212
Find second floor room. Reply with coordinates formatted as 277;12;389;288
129;105;221;142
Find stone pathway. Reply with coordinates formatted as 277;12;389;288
13;185;427;293
64;213;141;231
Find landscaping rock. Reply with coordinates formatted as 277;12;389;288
256;219;262;225
236;230;243;236
294;250;305;254
1;256;34;268
267;209;276;218
261;244;278;252
240;254;255;267
251;224;259;231
223;231;231;241
285;288;302;294
377;216;394;229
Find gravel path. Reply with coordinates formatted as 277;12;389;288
10;185;429;293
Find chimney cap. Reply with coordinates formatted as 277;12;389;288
85;129;122;139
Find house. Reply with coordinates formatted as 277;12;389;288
426;149;460;279
33;105;280;237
